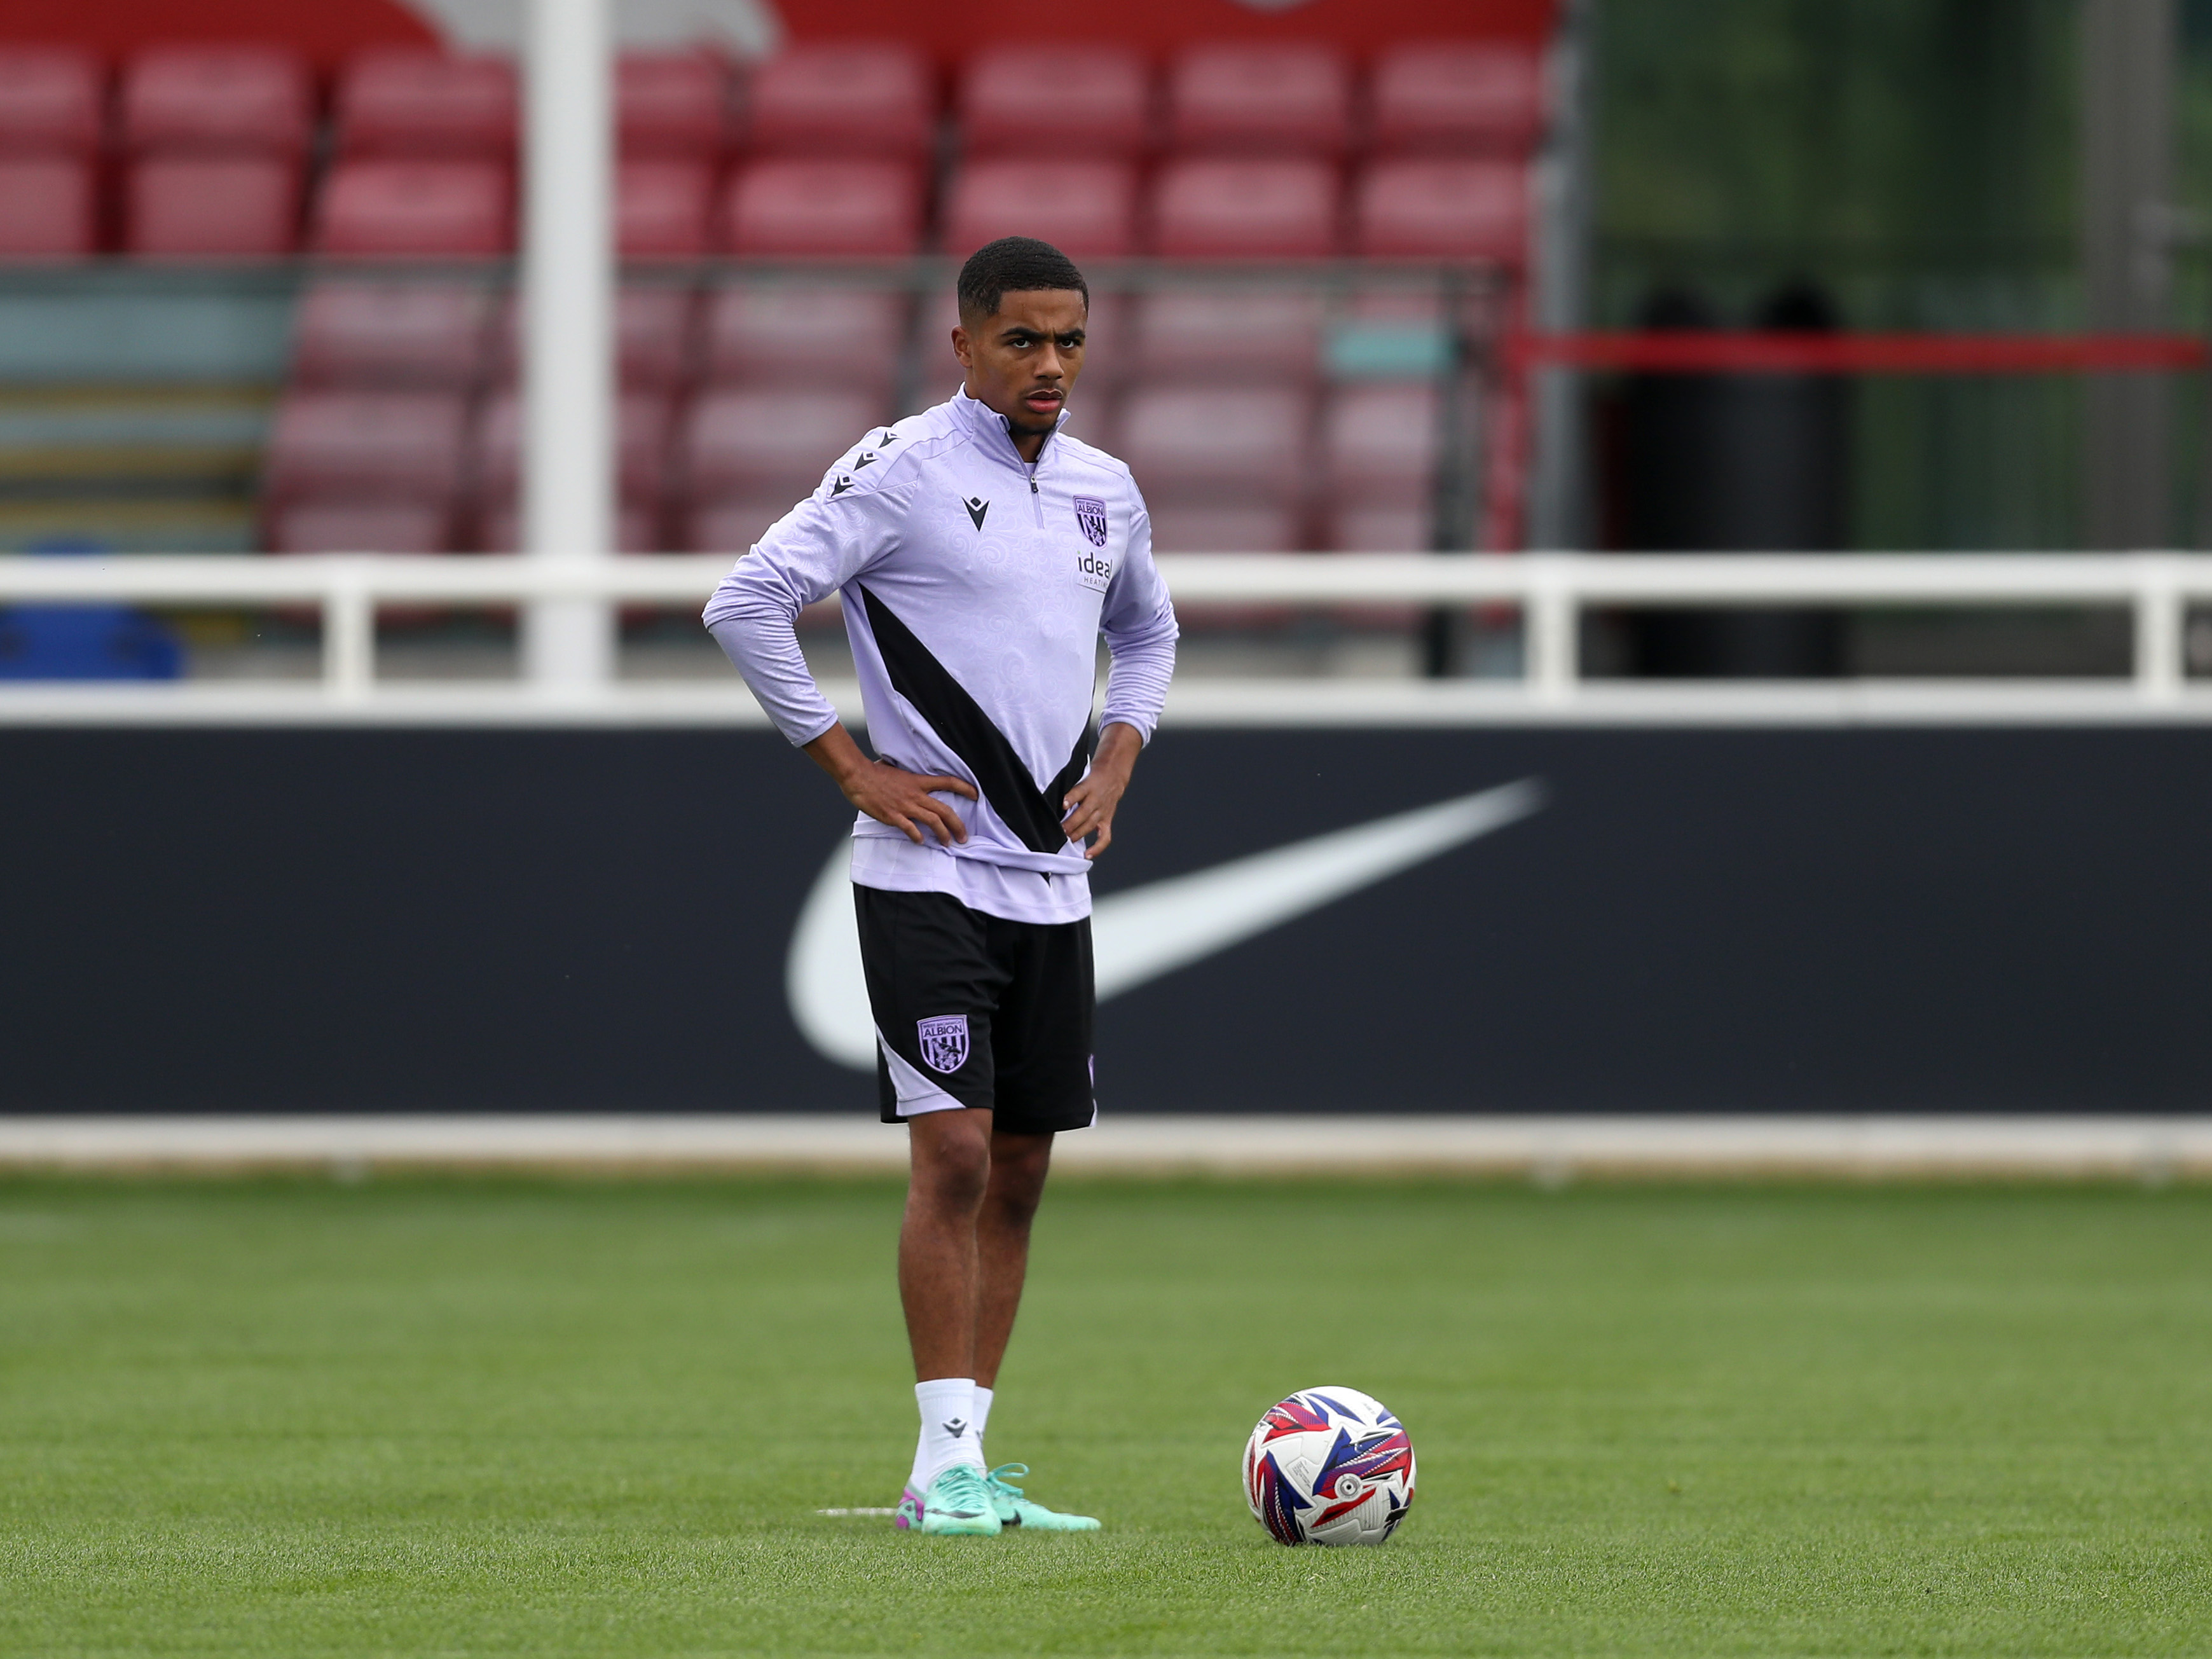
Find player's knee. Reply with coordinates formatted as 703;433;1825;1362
913;1115;993;1211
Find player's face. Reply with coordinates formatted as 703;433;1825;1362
952;289;1089;443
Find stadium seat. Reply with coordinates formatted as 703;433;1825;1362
617;53;730;158
263;390;471;505
680;388;884;501
1165;44;1350;155
492;285;699;390
1129;287;1324;380
1143;503;1302;554
720;160;921;258
1324;383;1439;507
120;47;313;157
1113;385;1312;501
1371;43;1546;156
125;157;299;258
1354;159;1527;263
702;286;906;390
0;48;104;155
313;160;511;258
476;503;656;554
1151;160;1338;259
619;159;715;259
944;160;1137;258
1329;506;1431;552
0;158;95;258
336;52;518;158
744;43;934;159
292;281;496;390
959;46;1150;158
472;390;674;505
269;501;455;554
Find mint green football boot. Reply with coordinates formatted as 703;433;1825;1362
986;1464;1101;1532
916;1463;1001;1536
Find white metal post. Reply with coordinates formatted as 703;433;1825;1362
2135;555;2185;701
522;0;615;692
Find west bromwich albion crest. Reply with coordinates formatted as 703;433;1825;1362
1073;494;1109;547
917;1014;970;1073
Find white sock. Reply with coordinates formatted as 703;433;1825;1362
972;1384;994;1448
913;1378;984;1487
908;1383;999;1491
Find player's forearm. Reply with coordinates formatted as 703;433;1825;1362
704;604;838;747
1097;623;1176;746
801;722;874;789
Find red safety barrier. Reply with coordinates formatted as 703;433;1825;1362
1511;331;2209;374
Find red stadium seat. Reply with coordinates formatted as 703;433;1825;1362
491;285;699;390
1329;506;1430;552
121;47;312;157
1371;43;1545;156
0;158;95;258
944;160;1137;259
619;159;715;259
1144;504;1302;554
473;390;674;505
959;46;1150;158
476;503;656;554
264;390;471;504
1152;160;1338;259
1166;44;1349;156
125;158;299;258
681;388;884;500
293;282;495;390
1324;383;1439;507
270;501;455;554
745;43;933;159
720;160;921;258
702;286;906;389
337;52;518;158
617;53;730;158
1354;159;1527;263
314;160;512;258
1129;287;1324;380
612;284;697;389
1113;385;1312;502
0;48;104;155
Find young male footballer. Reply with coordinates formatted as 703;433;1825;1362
704;238;1179;1535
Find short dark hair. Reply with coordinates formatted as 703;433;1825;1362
957;237;1089;323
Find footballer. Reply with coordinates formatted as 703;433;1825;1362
704;237;1179;1535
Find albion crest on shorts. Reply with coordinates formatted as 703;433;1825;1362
917;1014;970;1073
1073;494;1109;547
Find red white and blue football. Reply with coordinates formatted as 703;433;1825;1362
1242;1386;1416;1546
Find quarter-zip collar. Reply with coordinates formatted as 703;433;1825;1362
952;385;1070;476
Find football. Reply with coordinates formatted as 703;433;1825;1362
1242;1386;1416;1546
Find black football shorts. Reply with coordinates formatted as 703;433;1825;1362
855;885;1096;1134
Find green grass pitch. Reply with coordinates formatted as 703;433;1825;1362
2;1173;2208;1656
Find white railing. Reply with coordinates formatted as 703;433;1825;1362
0;551;2207;719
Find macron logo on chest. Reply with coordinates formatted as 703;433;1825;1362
963;495;989;530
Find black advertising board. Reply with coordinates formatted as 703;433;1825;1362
2;725;2206;1114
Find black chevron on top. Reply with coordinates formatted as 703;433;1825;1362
855;585;1092;855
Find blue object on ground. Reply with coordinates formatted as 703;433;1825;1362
0;539;184;680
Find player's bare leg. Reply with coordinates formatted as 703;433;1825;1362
974;1129;1054;1389
968;1127;1098;1530
896;1108;1001;1532
899;1107;994;1381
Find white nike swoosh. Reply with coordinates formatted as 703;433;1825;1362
785;778;1546;1070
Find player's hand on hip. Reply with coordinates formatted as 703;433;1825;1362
1062;722;1142;860
846;760;977;847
